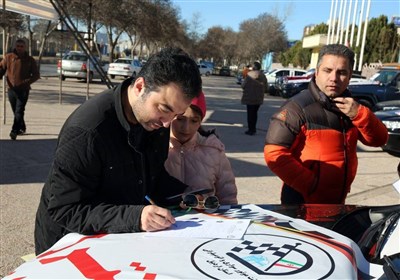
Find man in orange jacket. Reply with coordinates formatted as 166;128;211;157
264;44;388;204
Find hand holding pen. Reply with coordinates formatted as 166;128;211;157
140;195;176;232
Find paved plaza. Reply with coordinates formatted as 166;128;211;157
1;74;399;276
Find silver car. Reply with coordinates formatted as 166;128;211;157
198;64;213;76
57;51;108;82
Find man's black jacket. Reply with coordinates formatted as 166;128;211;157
35;78;187;254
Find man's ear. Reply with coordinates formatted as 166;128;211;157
132;77;145;96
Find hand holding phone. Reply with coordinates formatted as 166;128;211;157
332;97;359;119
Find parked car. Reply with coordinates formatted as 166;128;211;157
348;64;400;109
277;69;315;98
236;72;243;84
198;64;213;76
373;99;400;111
375;109;400;157
264;68;308;95
57;51;108;82
219;66;231;76
107;58;142;79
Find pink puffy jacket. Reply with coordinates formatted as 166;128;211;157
165;132;238;205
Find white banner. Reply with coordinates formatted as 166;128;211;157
4;204;385;279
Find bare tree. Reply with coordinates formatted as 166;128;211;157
237;13;288;62
130;0;187;55
0;10;25;52
182;12;204;57
32;19;58;70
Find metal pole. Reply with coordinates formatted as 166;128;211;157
86;0;92;100
58;20;63;104
356;0;365;48
350;0;358;47
331;0;339;44
339;0;348;44
327;0;335;45
344;0;354;46
354;0;365;70
336;0;344;44
358;0;371;71
2;0;6;125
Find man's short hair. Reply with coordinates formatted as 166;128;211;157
15;39;26;45
253;61;261;71
317;44;355;70
137;47;202;100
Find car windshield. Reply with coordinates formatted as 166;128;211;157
370;70;397;84
265;69;276;74
304;69;315;76
114;59;132;64
63;54;87;61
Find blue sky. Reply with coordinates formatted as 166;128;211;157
173;0;400;40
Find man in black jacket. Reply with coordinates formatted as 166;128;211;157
34;48;202;254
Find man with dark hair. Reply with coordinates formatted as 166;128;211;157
0;39;40;140
264;44;388;204
241;61;268;135
34;47;202;254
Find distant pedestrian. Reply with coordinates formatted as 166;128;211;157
242;65;250;78
0;39;40;140
241;61;268;135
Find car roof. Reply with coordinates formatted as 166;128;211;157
380;63;400;70
270;68;307;72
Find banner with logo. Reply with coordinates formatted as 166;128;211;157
4;204;384;279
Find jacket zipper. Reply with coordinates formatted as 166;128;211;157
340;116;348;202
180;147;185;183
128;137;147;200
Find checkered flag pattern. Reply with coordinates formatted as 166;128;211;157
231;240;300;257
215;207;278;223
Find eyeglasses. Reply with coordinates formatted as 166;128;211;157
182;194;220;209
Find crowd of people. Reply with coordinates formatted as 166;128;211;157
1;40;389;253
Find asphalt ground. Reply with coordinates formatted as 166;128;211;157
1;73;399;277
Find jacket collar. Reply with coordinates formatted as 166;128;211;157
115;78;166;149
13;49;28;58
115;77;135;132
169;133;198;150
169;132;224;151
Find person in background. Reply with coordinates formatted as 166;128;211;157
0;39;40;140
34;47;202;255
241;61;268;135
165;91;238;205
264;44;388;204
242;65;250;79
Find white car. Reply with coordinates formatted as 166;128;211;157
265;68;308;95
108;58;142;79
198;64;213;76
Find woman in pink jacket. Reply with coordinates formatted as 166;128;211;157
165;91;238;205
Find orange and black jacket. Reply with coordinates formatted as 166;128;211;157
264;79;388;204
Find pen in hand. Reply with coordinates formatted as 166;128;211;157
145;195;156;205
144;195;177;228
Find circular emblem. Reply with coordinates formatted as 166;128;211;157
191;234;335;279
